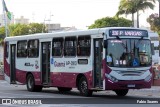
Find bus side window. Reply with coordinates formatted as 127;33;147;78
77;36;91;56
52;38;63;57
17;40;27;58
64;37;77;57
28;40;39;57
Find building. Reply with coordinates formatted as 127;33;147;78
15;16;29;24
46;23;61;32
0;12;14;27
45;23;77;33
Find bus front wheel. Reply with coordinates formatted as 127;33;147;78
114;89;128;96
26;74;42;92
78;77;93;97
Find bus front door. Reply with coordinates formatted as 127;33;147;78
93;39;103;88
41;42;51;85
10;44;16;84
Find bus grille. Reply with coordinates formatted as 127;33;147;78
115;71;145;76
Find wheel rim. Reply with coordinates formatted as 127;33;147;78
80;80;87;94
28;76;33;89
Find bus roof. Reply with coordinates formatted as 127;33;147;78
4;27;148;42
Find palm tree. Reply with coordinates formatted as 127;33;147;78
116;0;155;28
136;0;155;27
116;0;136;27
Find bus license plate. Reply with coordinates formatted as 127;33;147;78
128;84;135;87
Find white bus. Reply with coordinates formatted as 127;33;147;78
149;31;160;65
4;27;152;96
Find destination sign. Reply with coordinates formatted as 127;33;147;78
109;29;148;37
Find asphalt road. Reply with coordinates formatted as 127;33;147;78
0;80;159;107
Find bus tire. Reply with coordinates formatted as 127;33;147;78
78;76;93;97
58;87;72;92
114;89;128;96
26;74;42;92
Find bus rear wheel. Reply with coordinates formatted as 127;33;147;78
78;77;93;97
58;87;72;92
114;89;128;96
26;74;42;92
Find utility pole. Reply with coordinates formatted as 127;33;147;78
159;0;160;18
48;12;53;33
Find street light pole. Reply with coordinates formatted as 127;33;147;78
48;12;53;33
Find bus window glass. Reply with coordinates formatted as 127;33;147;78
106;39;152;67
17;41;27;57
5;42;9;58
64;37;77;56
52;38;63;56
28;40;39;57
77;36;91;56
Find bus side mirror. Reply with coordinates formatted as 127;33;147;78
103;40;107;48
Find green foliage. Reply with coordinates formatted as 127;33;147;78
117;0;155;16
11;24;30;36
88;17;132;29
9;24;20;36
116;0;136;17
29;23;46;34
116;0;155;27
147;13;160;35
0;23;46;44
0;27;5;45
0;27;5;38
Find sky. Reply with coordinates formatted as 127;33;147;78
0;0;159;29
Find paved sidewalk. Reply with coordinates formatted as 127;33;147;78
140;86;160;91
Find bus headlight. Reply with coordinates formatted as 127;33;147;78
144;74;152;82
105;74;118;82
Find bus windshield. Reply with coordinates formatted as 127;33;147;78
106;39;152;67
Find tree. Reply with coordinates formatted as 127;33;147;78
116;0;155;28
147;13;160;35
116;0;136;27
9;24;20;36
10;23;46;36
11;24;30;36
88;17;132;29
0;23;46;44
0;27;5;45
29;23;46;34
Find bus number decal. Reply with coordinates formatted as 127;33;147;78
66;61;77;66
